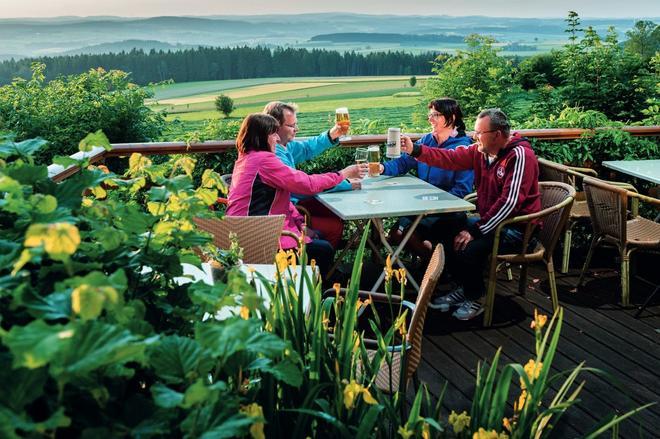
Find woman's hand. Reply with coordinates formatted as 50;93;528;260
340;163;368;180
401;135;414;154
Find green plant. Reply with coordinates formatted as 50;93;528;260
215;94;235;118
0;63;164;165
423;34;518;119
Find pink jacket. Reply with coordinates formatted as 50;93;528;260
227;151;344;249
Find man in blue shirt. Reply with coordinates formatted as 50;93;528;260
264;101;360;248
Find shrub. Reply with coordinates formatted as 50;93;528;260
423;34;518;119
214;94;235;118
0;63;164;165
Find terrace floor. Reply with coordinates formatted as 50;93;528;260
412;262;660;438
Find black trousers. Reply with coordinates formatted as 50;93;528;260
440;217;529;301
304;238;335;280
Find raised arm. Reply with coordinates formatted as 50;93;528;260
402;136;477;171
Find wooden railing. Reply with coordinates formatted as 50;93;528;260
48;126;660;182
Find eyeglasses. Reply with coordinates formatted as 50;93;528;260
427;112;443;119
472;129;499;137
284;123;298;129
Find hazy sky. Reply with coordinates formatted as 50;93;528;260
1;0;658;19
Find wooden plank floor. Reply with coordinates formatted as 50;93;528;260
417;264;660;439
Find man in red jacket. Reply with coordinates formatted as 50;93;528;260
401;109;541;320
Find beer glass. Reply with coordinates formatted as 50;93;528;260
355;148;368;179
335;107;351;141
386;127;401;158
367;145;381;177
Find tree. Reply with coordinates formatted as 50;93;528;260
422;34;517;118
214;94;235;118
624;20;660;61
409;76;417;87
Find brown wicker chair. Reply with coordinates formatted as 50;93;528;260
538;158;638;273
578;177;660;306
194;215;297;264
324;244;445;394
483;181;575;326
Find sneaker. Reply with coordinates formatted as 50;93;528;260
452;300;484;321
429;287;466;312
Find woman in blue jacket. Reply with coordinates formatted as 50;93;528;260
379;98;474;264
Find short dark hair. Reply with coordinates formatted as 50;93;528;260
236;113;279;154
477;108;510;138
428;98;466;136
263;101;298;125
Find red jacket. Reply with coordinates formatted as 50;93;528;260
412;134;541;238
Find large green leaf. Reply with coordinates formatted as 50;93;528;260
50;321;146;380
0;240;21;268
0;138;48;159
19;288;71;320
0;353;48;411
148;335;214;385
257;358;303;387
79;130;111;152
114;204;159;235
195;319;288;361
54;169;109;210
181;400;251;439
3;163;48;186
151;383;184;409
2;320;72;369
0;405;70;437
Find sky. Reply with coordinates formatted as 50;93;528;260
0;0;658;19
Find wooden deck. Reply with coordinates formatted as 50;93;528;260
416;263;660;438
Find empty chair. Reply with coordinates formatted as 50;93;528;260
483;181;575;326
578;177;660;306
324;245;445;394
194;215;293;264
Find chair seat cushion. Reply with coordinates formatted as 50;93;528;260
627;217;660;247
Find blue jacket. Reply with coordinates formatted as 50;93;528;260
275;130;352;202
382;133;474;198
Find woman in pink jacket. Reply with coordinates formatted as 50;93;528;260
227;113;366;278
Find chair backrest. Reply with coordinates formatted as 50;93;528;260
538;158;573;186
405;244;445;382
582;177;628;243
537;182;576;259
194;215;285;264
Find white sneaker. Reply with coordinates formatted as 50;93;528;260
429;287;466;312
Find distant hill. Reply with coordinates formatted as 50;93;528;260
311;33;465;44
0;13;649;59
63;39;196;55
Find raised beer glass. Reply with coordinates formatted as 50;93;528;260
335;107;351;141
367;145;381;177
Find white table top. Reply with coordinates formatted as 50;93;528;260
602;160;660;185
178;263;314;320
315;175;474;220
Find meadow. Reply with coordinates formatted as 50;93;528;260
149;76;432;138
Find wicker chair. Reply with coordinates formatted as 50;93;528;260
194;215;296;264
538;158;638;273
578;177;660;306
483;181;575;326
323;244;445;394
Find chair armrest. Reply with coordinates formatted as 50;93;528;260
499;195;574;228
281;230;302;241
630;192;660;208
566;165;598;177
296;205;312;226
464;192;478;203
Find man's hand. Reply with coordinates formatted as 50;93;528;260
453;230;474;252
401;135;414;154
348;178;362;190
330;123;350;141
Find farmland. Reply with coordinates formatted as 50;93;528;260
149;76;432;138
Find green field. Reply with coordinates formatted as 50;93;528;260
150;76;431;139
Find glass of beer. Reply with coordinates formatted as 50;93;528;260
355;148;368;179
335;107;351;141
367;145;381;177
